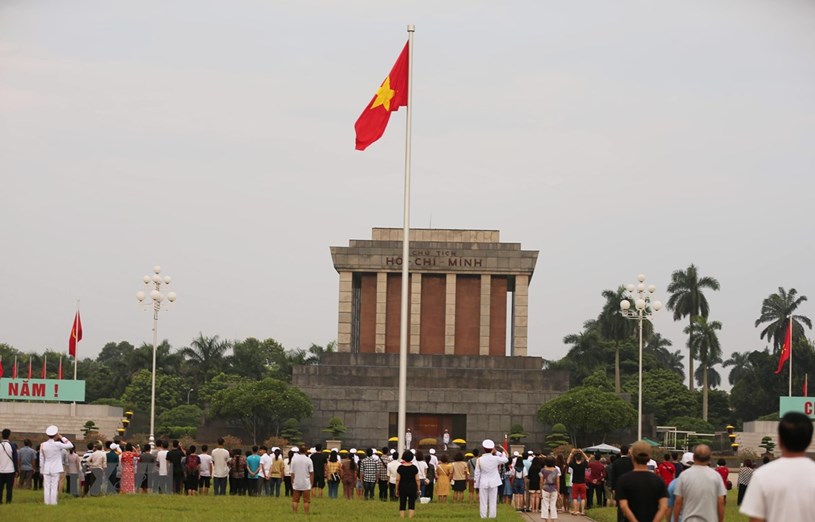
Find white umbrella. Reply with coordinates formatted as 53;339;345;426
583;443;621;454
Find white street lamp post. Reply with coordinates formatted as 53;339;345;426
136;265;177;445
619;273;662;441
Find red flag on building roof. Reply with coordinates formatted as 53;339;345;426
774;320;792;374
354;42;409;151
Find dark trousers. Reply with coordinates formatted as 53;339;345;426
363;480;376;499
587;482;604;508
378;479;388;500
737;483;748;505
172;473;183;494
389;482;397;501
0;473;14;504
284;476;292;496
213;476;227;496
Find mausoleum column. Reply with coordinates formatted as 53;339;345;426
337;271;353;352
375;272;387;353
410;274;422;354
445;274;456;355
479;274;492;355
512;275;529;356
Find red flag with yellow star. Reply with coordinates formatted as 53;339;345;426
355;42;409;151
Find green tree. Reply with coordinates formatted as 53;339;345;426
229;337;282;381
754;287;812;351
158;404;204;428
582;368;614;392
538;387;636;446
280;418;304;445
730;349;786;421
181;334;231;385
621;368;695;425
696;389;731;429
545;423;571;448
645;334;684;378
666;416;716;434
666;264;721;391
209;378;312;444
684;317;722;421
597;288;636;393
694;356;722;389
722;351;754;386
120;369;191;416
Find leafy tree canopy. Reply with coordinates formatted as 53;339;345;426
538;386;636;446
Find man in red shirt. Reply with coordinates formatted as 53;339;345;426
657;453;676;486
587;453;606;509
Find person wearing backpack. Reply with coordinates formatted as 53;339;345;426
183;445;200;496
540;456;561;522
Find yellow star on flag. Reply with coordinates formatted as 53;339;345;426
370;76;396;111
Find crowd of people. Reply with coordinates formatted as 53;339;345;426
3;413;815;520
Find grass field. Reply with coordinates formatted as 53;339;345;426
586;489;748;522
1;489;521;521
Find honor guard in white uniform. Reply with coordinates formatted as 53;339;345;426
40;425;73;505
473;439;508;519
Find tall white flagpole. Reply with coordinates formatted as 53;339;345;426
397;24;415;458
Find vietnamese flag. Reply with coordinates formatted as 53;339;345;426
69;311;82;357
41;354;47;379
774;320;793;374
27;357;32;379
0;356;3;379
12;356;17;379
58;355;63;380
354;42;409;151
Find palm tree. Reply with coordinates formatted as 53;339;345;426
684;317;722;421
597;288;636;393
754;287;812;351
666;264;721;391
722;351;754;386
181;333;231;383
694;355;722;389
645;333;685;378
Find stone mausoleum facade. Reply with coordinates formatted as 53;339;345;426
293;228;569;449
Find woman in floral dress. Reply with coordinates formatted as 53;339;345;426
119;443;137;494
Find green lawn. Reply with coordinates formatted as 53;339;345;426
587;489;747;522
2;489;521;521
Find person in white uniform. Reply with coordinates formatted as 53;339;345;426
473;439;508;519
40;425;73;505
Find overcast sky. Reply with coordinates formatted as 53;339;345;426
1;0;813;384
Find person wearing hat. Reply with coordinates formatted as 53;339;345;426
473;439;508;519
671;445;725;522
40;426;73;505
428;448;438;468
615;441;668;522
405;428;412;450
442;429;450;451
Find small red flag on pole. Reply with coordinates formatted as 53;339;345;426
69;311;83;357
41;354;47;379
0;356;3;379
774;320;793;375
804;374;808;397
58;355;63;380
354;42;409;151
27;358;32;379
12;356;17;379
